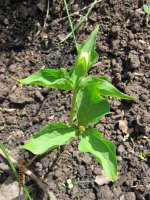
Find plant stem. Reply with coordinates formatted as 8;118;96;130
69;90;77;126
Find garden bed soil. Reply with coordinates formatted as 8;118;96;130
0;0;150;199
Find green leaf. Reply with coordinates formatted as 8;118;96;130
78;128;117;180
77;82;110;127
75;26;99;76
99;79;136;100
143;4;150;13
18;68;74;90
21;123;77;154
77;76;135;100
76;75;110;90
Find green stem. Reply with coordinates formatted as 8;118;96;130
69;90;77;126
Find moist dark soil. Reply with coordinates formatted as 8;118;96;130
0;0;150;199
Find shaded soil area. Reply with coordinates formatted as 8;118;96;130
0;0;150;199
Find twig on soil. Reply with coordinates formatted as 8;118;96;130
51;0;102;25
43;0;50;29
61;0;102;43
115;172;131;187
130;138;135;151
34;0;50;38
0;149;57;200
63;0;77;48
26;155;39;167
0;108;16;113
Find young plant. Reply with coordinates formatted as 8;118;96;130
18;26;135;181
143;4;150;25
138;152;150;161
66;179;74;189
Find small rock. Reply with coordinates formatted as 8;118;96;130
124;192;136;200
113;187;122;198
40;31;48;40
89;12;97;22
48;182;56;190
0;176;26;200
9;64;16;72
118;120;128;133
53;168;63;179
5;116;17;125
0;67;6;73
81;154;92;164
128;52;140;69
35;162;43;171
36;0;46;12
96;185;114;199
118;144;125;154
19;5;30;18
78;165;86;177
35;90;44;101
139;113;150;124
0;112;5;125
9;89;33;104
82;191;95;200
110;25;120;38
58;34;65;41
95;174;111;185
4;18;9;25
0;84;9;99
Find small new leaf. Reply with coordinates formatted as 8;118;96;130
18;68;74;90
143;4;150;14
75;26;99;77
21;123;77;154
77;82;110;127
78;128;117;180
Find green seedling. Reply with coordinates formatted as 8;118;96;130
143;4;150;25
18;26;135;181
123;134;130;141
66;179;74;189
138;152;150;161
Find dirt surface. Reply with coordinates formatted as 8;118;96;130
0;0;150;199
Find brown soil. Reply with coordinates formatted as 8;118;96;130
0;0;150;199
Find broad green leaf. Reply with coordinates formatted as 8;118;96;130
76;76;135;100
77;82;110;127
21;123;77;154
76;75;110;90
98;79;136;100
78;128;117;180
75;26;99;76
18;68;74;90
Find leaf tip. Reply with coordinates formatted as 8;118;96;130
127;96;137;101
17;79;23;84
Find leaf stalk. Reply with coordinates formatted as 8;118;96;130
69;90;78;126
